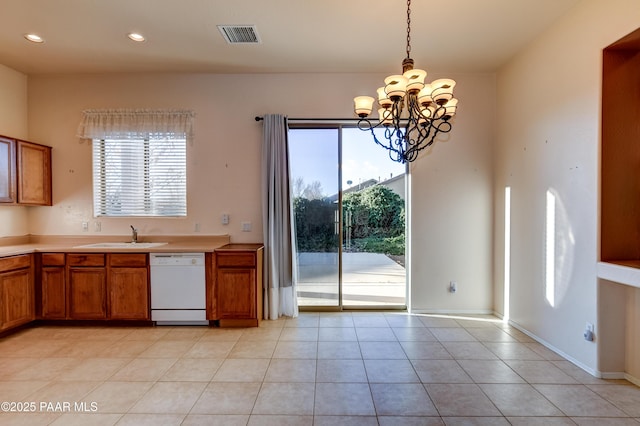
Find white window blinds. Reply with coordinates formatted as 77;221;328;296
78;109;194;217
92;138;187;217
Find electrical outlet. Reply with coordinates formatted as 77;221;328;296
241;222;252;232
82;221;89;232
584;322;595;341
94;221;101;232
194;223;200;232
222;214;230;225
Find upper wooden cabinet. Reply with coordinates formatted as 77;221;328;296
0;137;16;203
0;135;52;206
17;140;52;205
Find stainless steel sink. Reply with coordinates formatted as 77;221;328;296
73;242;168;249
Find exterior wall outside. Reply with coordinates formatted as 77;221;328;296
379;174;405;200
493;0;640;375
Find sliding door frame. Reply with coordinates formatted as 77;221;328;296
290;122;408;312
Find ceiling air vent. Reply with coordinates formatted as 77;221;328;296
217;25;261;44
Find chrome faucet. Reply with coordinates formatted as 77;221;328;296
130;225;138;243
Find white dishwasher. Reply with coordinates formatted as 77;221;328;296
150;253;208;325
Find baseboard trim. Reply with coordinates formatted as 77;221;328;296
409;309;495;315
625;373;640;387
504;317;600;378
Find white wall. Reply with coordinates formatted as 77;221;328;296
410;73;495;313
27;71;495;311
0;64;29;237
494;0;640;373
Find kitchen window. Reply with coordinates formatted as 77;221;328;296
92;137;187;217
77;108;194;217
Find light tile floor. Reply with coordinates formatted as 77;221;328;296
0;313;639;425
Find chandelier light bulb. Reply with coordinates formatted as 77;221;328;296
403;69;427;93
384;75;408;100
354;96;374;117
418;84;434;106
444;98;459;118
377;87;393;108
431;79;457;104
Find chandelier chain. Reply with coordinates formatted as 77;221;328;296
406;0;411;58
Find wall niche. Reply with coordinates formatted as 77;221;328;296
601;27;640;262
599;27;640;384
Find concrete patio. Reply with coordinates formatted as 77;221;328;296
296;252;406;307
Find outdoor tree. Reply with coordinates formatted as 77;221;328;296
294;184;405;255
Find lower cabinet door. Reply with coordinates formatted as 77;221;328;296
0;268;35;330
217;268;256;319
109;267;149;320
41;266;66;319
68;268;106;319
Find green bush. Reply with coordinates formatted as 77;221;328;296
350;235;405;256
343;185;405;239
293;184;405;254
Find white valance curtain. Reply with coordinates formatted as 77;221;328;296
76;109;195;140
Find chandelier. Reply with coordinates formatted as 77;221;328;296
353;0;458;163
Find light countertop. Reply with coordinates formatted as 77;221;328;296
0;235;235;257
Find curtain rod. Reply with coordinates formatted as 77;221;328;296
255;116;361;122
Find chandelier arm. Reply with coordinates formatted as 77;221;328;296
404;118;453;159
366;125;404;162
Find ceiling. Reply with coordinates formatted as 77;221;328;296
1;0;580;75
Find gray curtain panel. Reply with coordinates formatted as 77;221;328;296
261;114;298;319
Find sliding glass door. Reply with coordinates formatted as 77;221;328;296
289;128;340;307
289;125;406;309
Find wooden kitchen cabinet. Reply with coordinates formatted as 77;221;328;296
0;137;16;203
211;244;263;327
108;254;149;320
40;253;66;319
0;254;35;331
38;252;150;322
17;140;52;205
67;254;107;319
0;136;52;206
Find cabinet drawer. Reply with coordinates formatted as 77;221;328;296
67;253;105;267
0;254;31;272
109;253;147;267
41;253;65;266
216;252;256;268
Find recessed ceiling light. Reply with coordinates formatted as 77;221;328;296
127;33;145;42
24;34;45;43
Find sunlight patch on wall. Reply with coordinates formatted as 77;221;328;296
545;190;556;307
504;186;511;322
544;188;576;309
